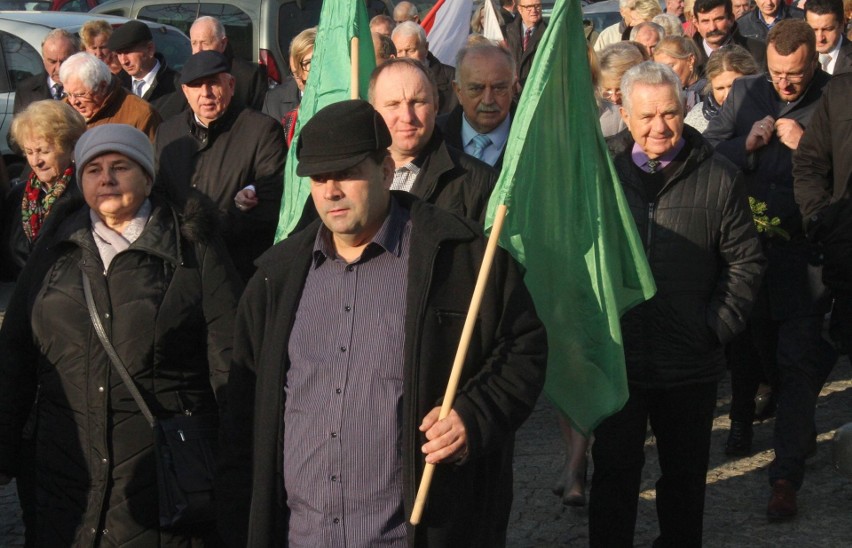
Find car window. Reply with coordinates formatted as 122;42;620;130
149;27;192;71
59;0;95;11
0;30;43;92
138;3;253;63
278;1;322;58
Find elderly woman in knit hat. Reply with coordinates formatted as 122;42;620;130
0;124;242;546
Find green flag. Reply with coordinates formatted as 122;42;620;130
274;0;376;242
485;0;656;435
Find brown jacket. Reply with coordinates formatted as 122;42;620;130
69;76;162;141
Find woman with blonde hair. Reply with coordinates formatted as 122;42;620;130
684;45;759;132
261;27;317;145
79;19;122;75
653;35;705;110
598;41;646;106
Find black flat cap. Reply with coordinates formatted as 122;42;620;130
297;100;392;177
179;50;230;85
107;20;152;51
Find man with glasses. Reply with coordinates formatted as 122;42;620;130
59;52;161;140
506;0;548;92
705;20;834;523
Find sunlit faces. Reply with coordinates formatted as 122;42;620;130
755;0;780;20
732;0;752;19
392;33;428;61
453;50;515;134
190;21;227;54
310;156;394;249
85;33;112;64
21;138;72;184
621;82;684;159
599;73;623;104
63;76;106;120
653;51;695;86
181;73;236;126
115;41;156;78
766;42;816;102
710;69;743;105
372;63;438;164
518;2;543;26
42;36;77;83
806;12;843;54
81;152;153;228
695;6;735;49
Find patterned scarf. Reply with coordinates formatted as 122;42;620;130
21;165;74;242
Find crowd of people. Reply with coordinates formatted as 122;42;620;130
0;0;849;546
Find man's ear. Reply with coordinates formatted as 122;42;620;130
620;106;630;128
381;155;395;190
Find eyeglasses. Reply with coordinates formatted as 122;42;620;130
601;88;622;101
518;3;543;11
66;90;95;101
765;69;809;84
300;57;312;71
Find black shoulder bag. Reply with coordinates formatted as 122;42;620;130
82;273;218;530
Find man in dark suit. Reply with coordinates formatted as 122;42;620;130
391;21;458;114
437;44;516;170
12;29;78;115
693;0;766;71
108;20;182;118
369;58;497;223
505;0;547;92
189;16;268;110
806;0;852;74
738;0;804;42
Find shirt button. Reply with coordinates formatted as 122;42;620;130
346;265;354;272
344;305;351;312
102;529;108;535
331;432;337;438
104;313;110;319
102;458;108;464
330;475;337;482
339;346;347;352
90;528;96;534
335;388;342;394
98;386;104;393
333;518;340;524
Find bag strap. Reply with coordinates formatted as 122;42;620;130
81;272;157;428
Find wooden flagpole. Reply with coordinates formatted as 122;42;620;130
409;204;509;525
350;37;359;99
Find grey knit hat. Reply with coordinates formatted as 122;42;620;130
74;124;155;185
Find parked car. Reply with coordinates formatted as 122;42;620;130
0;10;190;167
91;0;394;87
582;0;623;34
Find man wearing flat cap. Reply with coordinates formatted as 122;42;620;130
155;50;285;281
108;20;183;118
217;99;547;547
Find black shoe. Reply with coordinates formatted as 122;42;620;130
726;420;753;457
754;391;776;422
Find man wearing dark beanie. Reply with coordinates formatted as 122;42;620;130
108;20;182;118
217;99;547;547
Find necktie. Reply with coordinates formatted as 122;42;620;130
133;79;145;97
52;83;63;100
523;27;534;51
646;159;660;173
819;53;832;73
470;134;492;160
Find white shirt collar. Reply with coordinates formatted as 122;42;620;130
824;38;843;74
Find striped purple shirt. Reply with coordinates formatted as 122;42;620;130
284;198;411;547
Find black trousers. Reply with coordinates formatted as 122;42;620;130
762;314;836;488
589;380;718;548
727;327;776;423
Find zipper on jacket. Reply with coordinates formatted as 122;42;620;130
646;203;656;261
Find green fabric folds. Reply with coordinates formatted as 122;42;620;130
274;0;376;242
484;0;656;435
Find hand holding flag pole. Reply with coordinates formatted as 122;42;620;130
409;204;508;525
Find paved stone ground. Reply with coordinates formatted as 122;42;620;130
2;278;852;546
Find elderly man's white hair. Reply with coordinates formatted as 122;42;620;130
394;1;419;21
630;21;666;40
192;15;227;40
59;52;111;91
392;20;427;45
653;13;685;36
620;61;684;115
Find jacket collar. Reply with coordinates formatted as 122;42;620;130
187;100;242;147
